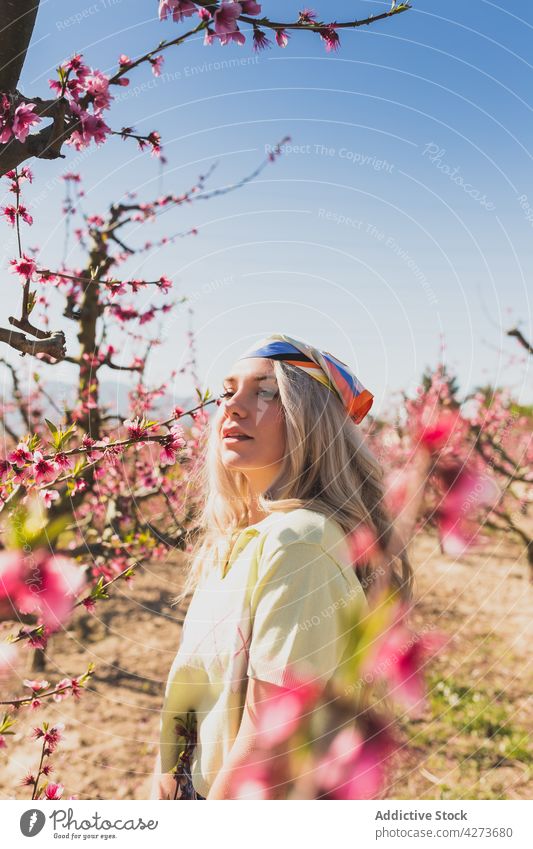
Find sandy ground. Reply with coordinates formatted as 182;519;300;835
1;527;531;800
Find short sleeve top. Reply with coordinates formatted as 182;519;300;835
158;507;368;798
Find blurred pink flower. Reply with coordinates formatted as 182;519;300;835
254;675;321;747
0;550;85;631
158;0;197;22
363;615;446;716
151;55;164;77
346;523;380;565
416;409;461;454
12;102;41;142
435;465;500;555
316;716;396;799
231;752;271;800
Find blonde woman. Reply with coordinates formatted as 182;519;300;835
150;333;412;800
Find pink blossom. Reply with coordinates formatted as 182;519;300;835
241;0;261;12
435;465;500;555
362;614;445;715
214;2;242;34
315;716;396;799
158;275;172;293
158;0;198;22
7;442;33;466
0;550;85;631
275;29;290;48
1;206;17;226
252;28;271;51
18;204;33;225
84;70;113;112
346;523;380;565
231;753;271;800
82;597;96;613
12;102;41;142
415;409;461;454
54;452;72;471
298;8;317;23
9;253;37;281
217;29;246;46
0;94;12;142
52;678;72;702
318;24;340;52
68;104;110;150
44;782;64;800
159;424;186;466
40;489;60;508
118;54;132;67
43;723;65;754
23;678;50;692
31;451;59;484
254;675;322;747
151;55;165;77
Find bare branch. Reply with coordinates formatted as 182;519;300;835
507;327;533;355
0;326;66;359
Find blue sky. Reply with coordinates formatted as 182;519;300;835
2;1;532;417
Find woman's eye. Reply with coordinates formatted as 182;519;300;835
219;389;278;400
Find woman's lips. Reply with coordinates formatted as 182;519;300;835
223;434;253;442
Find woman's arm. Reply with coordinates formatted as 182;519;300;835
149;751;179;800
207;677;294;800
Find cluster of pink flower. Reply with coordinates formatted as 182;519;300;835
21;722;71;800
1;168;34;229
22;676;85;709
47;54;113;150
158;2;340;52
229;600;445;800
122;416;186;466
0;549;85;632
0;96;41;144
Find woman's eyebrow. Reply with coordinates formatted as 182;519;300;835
223;375;277;383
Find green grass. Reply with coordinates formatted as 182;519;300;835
396;670;532;799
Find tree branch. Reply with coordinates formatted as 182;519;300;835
0;326;66;359
0;0;40;93
507;327;533;355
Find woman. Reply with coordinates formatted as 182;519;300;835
150;332;412;800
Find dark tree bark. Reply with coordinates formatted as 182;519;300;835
0;0;40;93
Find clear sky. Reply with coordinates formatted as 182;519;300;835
2;1;532;417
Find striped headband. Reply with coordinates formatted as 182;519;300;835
238;333;374;424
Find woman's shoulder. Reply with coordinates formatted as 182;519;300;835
255;507;345;558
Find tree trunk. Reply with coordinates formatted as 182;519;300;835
0;0;40;93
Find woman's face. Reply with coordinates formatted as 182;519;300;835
218;357;286;491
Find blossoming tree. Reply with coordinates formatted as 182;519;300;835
1;0;531;802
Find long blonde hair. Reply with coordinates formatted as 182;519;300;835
173;360;413;606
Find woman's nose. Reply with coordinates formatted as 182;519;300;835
224;393;247;417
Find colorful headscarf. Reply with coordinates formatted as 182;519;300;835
239;333;374;424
